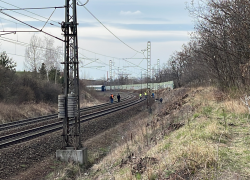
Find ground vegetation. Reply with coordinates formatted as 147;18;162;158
46;87;250;180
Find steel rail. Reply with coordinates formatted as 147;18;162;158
0;97;145;149
0;95;135;143
0;93;131;131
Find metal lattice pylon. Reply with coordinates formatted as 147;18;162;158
147;41;151;89
157;59;160;98
61;0;81;148
109;60;112;90
147;41;151;110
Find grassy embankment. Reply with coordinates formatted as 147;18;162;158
45;86;250;180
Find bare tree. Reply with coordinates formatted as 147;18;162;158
43;36;62;83
24;34;43;72
159;0;250;90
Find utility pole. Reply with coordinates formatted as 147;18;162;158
147;41;151;110
57;0;86;164
60;0;80;148
109;60;112;91
157;59;160;99
118;67;120;91
141;71;142;94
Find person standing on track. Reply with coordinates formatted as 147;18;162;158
139;93;142;99
110;94;114;103
117;93;121;102
160;98;163;103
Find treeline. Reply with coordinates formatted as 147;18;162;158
159;0;250;91
0;51;62;103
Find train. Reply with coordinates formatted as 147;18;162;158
86;85;106;91
86;81;174;91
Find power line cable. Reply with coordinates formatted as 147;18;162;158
0;16;25;27
0;11;64;42
0;4;144;70
2;35;145;73
0;16;4;31
0;6;65;11
1;35;145;74
41;8;57;31
0;36;103;69
77;0;142;54
78;50;140;75
0;5;60;28
0;0;62;26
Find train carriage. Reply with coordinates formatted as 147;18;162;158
86;85;106;91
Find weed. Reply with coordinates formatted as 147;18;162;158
165;170;174;178
149;172;158;180
119;167;129;175
176;132;182;139
202;106;213;117
193;113;199;119
111;160;120;168
164;143;171;150
99;147;109;155
135;172;142;179
221;109;227;129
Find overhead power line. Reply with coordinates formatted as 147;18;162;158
0;5;60;28
0;0;61;27
77;0;142;54
0;6;65;11
0;16;26;26
0;11;64;42
0;36;106;69
1;35;146;73
79;47;146;70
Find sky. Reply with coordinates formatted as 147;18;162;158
0;0;195;80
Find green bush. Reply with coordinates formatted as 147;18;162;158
0;68;61;104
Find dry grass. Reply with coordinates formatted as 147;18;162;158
0;90;104;124
46;86;250;180
0;102;57;124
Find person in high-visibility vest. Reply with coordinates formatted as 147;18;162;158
144;92;147;99
139;94;142;99
110;94;114;103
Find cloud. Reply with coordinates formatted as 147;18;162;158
120;10;142;16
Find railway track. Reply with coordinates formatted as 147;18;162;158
0;94;145;149
0;93;132;131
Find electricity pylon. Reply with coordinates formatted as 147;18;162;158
147;41;151;110
60;0;81;148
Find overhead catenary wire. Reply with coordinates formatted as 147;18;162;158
0;16;26;27
0;5;60;28
0;11;64;42
79;47;145;70
41;8;57;31
77;0;142;54
0;36;105;70
0;32;145;75
0;6;65;11
0;35;146;76
0;5;145;71
0;0;62;26
0;4;146;70
0;1;149;78
0;16;4;31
